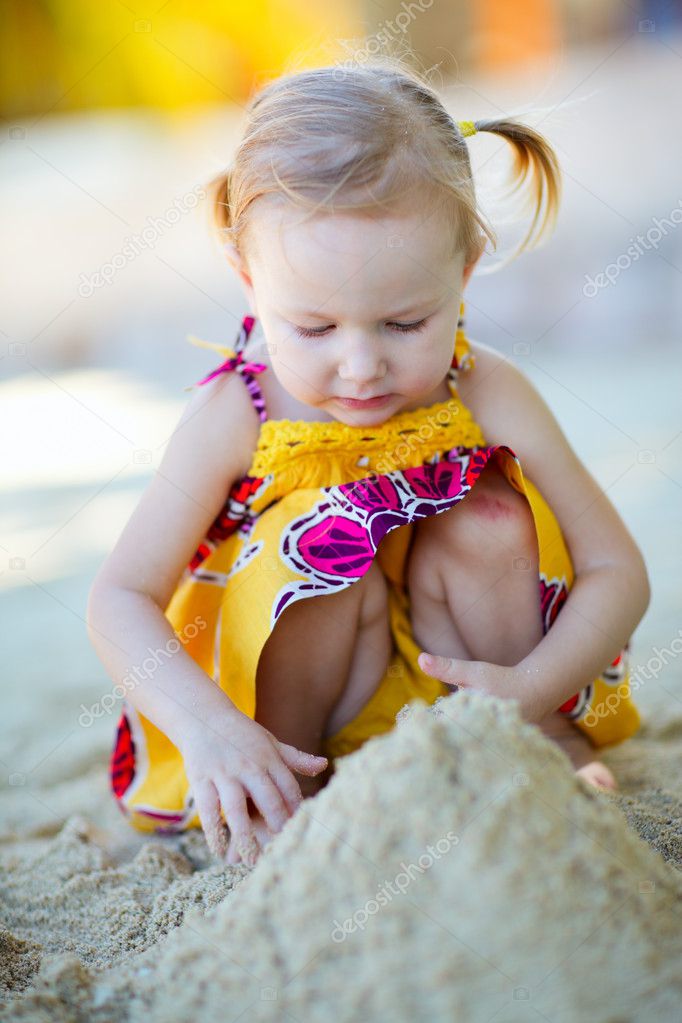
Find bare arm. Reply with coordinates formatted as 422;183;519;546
451;341;651;718
86;370;260;748
86;369;327;860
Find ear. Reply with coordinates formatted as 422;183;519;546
462;235;485;288
224;242;258;316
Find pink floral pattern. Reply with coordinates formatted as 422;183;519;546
274;455;473;620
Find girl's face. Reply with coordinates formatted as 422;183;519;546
229;198;482;426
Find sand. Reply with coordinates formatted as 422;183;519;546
2;690;682;1022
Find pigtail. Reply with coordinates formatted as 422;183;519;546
472;117;562;261
199;60;565;274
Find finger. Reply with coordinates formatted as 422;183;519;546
250;809;276;850
214;778;257;866
225;831;260;867
242;770;290;834
276;741;329;777
418;652;462;686
224;801;264;866
267;759;304;816
225;834;241;866
192;779;228;859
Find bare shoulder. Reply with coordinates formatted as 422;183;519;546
90;370;262;609
167;368;263;484
456;337;518;402
454;339;564;461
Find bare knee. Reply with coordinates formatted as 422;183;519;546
429;464;537;558
409;463;537;561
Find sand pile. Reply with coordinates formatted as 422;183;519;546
2;691;682;1022
0;814;245;1008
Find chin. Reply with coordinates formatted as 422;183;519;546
332;403;398;427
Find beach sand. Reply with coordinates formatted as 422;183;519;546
1;690;681;1022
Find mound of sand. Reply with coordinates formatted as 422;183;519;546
2;691;682;1022
0;815;244;993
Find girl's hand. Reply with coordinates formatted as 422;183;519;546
417;652;545;724
179;708;328;866
226;804;275;866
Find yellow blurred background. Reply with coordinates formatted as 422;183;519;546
1;0;361;114
0;0;645;117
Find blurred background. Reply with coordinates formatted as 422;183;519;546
1;1;681;821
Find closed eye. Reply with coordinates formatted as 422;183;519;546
293;324;334;338
293;318;428;339
389;318;428;334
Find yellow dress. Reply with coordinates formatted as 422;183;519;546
110;302;641;832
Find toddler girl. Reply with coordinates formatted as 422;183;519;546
87;58;650;867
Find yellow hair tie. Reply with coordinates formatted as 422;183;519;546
458;120;477;138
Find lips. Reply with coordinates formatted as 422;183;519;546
336;394;393;409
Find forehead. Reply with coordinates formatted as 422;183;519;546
246;197;463;316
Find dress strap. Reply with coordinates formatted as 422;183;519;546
447;299;476;391
183;314;269;423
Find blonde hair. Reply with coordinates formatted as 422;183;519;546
205;55;562;270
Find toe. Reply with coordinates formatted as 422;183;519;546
575;761;617;791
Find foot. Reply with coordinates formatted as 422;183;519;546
537;710;618;791
575;760;617;792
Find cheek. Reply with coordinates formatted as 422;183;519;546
272;346;325;398
398;340;452;390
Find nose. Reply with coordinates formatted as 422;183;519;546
337;336;387;385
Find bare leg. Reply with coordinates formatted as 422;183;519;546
536;709;616;789
407;459;617;790
409;459;544;664
255;557;392;797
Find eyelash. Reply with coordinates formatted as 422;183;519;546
293;319;428;339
